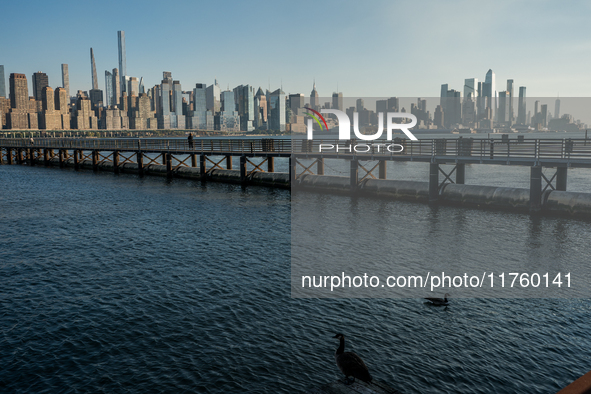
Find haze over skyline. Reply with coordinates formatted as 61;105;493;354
1;0;590;97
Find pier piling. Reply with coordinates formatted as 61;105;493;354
429;163;439;203
530;165;542;212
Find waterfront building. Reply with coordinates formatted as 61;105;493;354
216;90;240;132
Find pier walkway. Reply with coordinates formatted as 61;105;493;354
2;136;591;213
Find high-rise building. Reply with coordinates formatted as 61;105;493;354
498;91;509;124
269;88;286;131
310;81;319;110
32;72;49;102
90;48;98;90
10;73;28;110
0;65;6;98
128;77;139;97
555;97;561;120
234;85;255;131
464;78;478;101
112;68;120;107
61;64;70;99
118;31;126;93
506;79;514;125
540;104;548;128
483;69;496;122
105;71;113;107
206;80;221;113
332;92;343;111
517;87;526;125
217;90;240;131
254;87;267;129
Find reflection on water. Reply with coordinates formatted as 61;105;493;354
0;165;590;393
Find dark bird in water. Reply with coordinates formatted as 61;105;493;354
333;333;372;385
425;293;450;306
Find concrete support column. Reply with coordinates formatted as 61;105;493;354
240;155;247;184
530;165;542;212
456;163;465;184
191;154;197;168
200;154;206;180
166;153;172;178
73;149;79;170
44;149;50;166
379;160;387;179
429;163;439;203
28;148;34;166
317;158;324;175
162;153;166;165
289;157;296;185
267;157;274;173
556;167;567;191
226;155;233;170
350;159;359;191
59;149;64;168
113;150;120;174
6;148;12;165
93;150;99;172
137;152;143;176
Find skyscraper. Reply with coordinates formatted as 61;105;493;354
32;72;49;102
555;97;561;120
9;73;28;110
112;68;120;107
0;65;6;98
506;79;514;125
206;80;221;113
484;69;496;121
61;64;70;99
105;71;113;107
118;31;126;93
332;92;343;111
463;78;478;100
517;87;526;125
269;89;286;131
90;48;98;90
310;81;319;110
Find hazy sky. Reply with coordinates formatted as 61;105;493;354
1;0;590;98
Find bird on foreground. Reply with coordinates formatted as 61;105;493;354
424;293;450;306
333;333;372;385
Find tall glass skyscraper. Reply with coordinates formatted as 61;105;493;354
118;31;126;93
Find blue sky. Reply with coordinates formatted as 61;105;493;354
1;0;590;98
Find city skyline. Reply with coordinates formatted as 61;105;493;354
1;0;590;98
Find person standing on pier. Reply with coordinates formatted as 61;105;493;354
188;133;194;149
30;137;34;146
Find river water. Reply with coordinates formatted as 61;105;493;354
1;150;590;393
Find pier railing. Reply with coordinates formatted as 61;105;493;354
2;137;591;162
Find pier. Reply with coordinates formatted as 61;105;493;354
2;136;591;216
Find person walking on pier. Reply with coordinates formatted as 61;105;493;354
188;133;194;149
30;137;34;146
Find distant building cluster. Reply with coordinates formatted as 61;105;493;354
0;36;586;134
435;69;586;132
0;31;296;133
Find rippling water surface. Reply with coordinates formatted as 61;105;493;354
1;164;590;393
